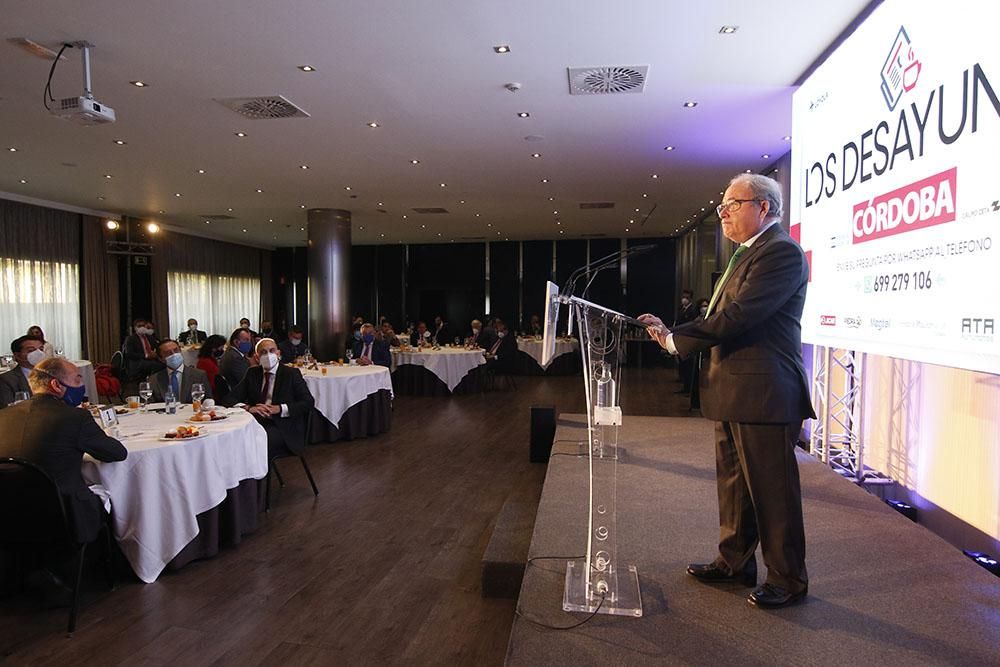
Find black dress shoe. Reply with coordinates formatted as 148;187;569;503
686;563;757;586
747;583;807;608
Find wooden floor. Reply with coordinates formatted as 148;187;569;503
0;364;693;665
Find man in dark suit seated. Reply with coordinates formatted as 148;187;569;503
640;173;815;609
219;327;256;390
0;334;45;407
122;318;164;381
432;315;454;346
352;323;391;368
146;339;213;403
410;321;433;347
0;357;127;544
484;319;517;373
177;318;207;346
278;325;308;364
224;338;314;459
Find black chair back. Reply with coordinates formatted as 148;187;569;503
215;374;231;402
0;457;74;547
110;350;125;378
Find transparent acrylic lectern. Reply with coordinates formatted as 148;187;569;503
542;280;643;617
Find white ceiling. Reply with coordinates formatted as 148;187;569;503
0;0;871;247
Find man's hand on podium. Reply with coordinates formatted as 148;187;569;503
637;313;671;350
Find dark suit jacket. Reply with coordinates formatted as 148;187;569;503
147;365;213;403
0;366;31;408
123;333;159;362
486;334;518;373
671;224;815;424
410;330;433;346
352;339;391;368
224;365;315;455
219;347;251;390
278;339;308;364
433;323;454;346
177;329;207;345
674;301;698;326
0;394;127;542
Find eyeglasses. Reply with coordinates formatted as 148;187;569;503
716;198;762;216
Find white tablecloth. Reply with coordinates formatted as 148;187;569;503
517;338;579;370
300;364;394;426
390;348;486;391
0;359;98;402
81;407;268;583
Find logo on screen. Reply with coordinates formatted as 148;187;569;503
871;318;891;331
961;318;995;342
880;26;921;111
843;316;862;329
852;168;957;244
820;315;837;326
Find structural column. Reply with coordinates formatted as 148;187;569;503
307;208;351;360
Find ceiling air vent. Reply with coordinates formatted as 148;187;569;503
567;66;648;95
411;207;449;214
579;202;615;210
200;214;237;221
214;95;310;119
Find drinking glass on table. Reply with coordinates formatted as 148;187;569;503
454;337;460;346
138;382;153;412
13;391;29;404
345;348;353;364
191;383;205;412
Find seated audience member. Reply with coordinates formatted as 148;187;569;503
259;320;277;340
224;338;315;458
352;323;391;367
1;335;45;407
123;318;164;380
26;325;56;358
220;327;256;389
484;318;517;373
528;314;543;336
466;319;485;348
432;315;453;345
146;339;213;403
379;321;401;347
279;326;308;363
410;321;433;347
177;318;207;345
196;335;227;397
695;297;709;320
239;317;259;338
0;357;127;543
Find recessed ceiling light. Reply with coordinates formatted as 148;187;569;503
782;135;791;141
255;188;263;193
553;210;558;215
651;174;658;179
458;200;465;204
682;101;698;108
402;215;407;219
344;186;352;191
380;233;385;238
642;193;648;198
299;164;309;170
493;45;511;54
559;230;564;234
297;65;316;72
234;131;247;138
103;174;112;179
634;208;640;212
130;80;148;87
719;25;739;34
105;220;119;230
437;232;442;237
410;159;420;165
475;213;480;217
112;140;126;146
629;219;635;224
487;223;492;227
439;183;447;187
299;204;306;209
269;218;274;222
367;121;380;128
700;207;706;211
174;192;182;197
745;169;752;173
541;178;548;183
517;112;530;118
98;196;106;200
531;153;541;158
242;228;248;233
556;221;561;225
146;222;160;233
300;227;305;231
359;225;364;230
158;210;164;213
197;169;205;174
7;147;17;152
548;197;554;201
625;228;630;232
664;145;675;151
377;201;384;206
421;224;426;228
227;208;233;212
762;154;770;159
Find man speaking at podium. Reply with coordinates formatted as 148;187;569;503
639;173;815;609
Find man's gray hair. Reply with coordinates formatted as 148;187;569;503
729;173;783;220
28;357;71;392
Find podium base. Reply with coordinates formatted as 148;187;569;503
563;560;642;617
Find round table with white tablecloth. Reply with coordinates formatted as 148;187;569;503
82;406;268;583
390;346;485;394
0;359;99;403
299;364;394;442
516;337;580;374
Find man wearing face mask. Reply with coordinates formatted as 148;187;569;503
1;335;46;407
484;319;517;373
0;357;127;543
177;318;207;346
225;338;314;458
123;318;164;381
146;339;213;403
220;327;257;390
278;325;308;364
352;323;391;368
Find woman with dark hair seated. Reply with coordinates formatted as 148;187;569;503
196;334;227;397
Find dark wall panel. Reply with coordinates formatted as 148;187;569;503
350;245;376;322
405;243;484;330
374;245;405;328
489;241;518;331
521;240;552;329
585;239;622;311
626;238;676;323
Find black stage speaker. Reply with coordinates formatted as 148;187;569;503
530;406;557;463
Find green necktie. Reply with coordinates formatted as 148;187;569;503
705;245;747;316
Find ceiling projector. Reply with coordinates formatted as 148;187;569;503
48;41;116;125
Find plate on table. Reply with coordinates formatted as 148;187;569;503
187;411;228;423
158;426;209;442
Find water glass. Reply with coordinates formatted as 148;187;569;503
138;382;153;412
191;383;205;404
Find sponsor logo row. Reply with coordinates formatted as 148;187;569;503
818;315;993;341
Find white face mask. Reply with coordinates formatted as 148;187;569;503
498;331;506;338
472;328;480;335
289;337;302;346
260;352;279;370
165;352;184;370
188;324;198;332
700;306;709;315
26;349;46;367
